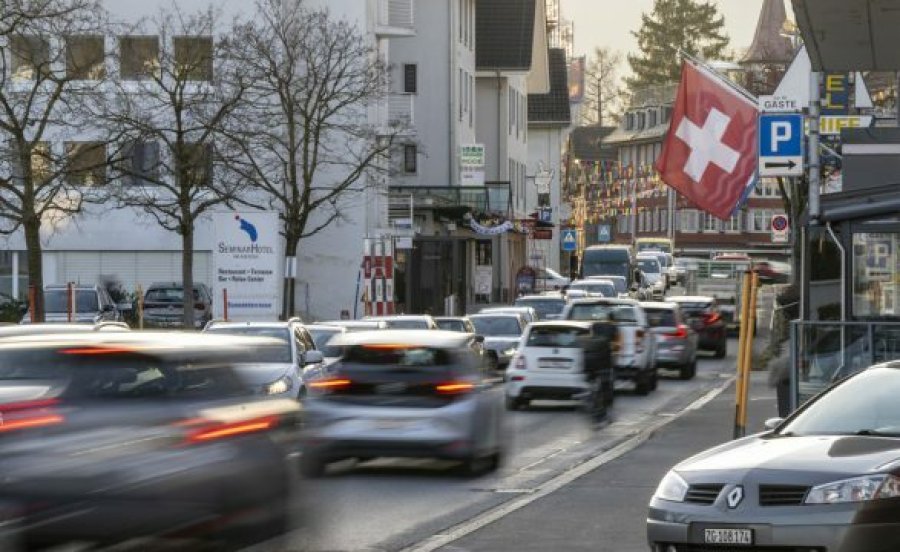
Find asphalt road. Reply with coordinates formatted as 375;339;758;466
254;339;740;552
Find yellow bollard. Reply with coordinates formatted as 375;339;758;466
734;271;753;439
737;271;760;437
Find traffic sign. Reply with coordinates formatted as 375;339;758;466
561;229;577;252
771;214;789;244
597;224;611;243
758;94;802;112
758;113;804;177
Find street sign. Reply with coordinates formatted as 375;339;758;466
561;229;577;252
759;94;802;112
597;224;611;243
758;113;804;177
771;214;789;244
820;115;873;136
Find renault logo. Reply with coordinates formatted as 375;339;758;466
726;486;744;509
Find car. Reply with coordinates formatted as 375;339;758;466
673;257;701;284
364;315;438;329
0;322;130;338
203;319;326;398
587;274;631;299
667;296;728;358
141;282;213;329
479;306;539;324
567;279;617;298
640;250;676;289
300;330;506;477
468;313;527;370
434;316;476;333
562;298;658;395
0;331;301;549
648;361;900;552
642;301;698;379
534;266;571;292
317;319;388;332
755;259;792;284
506;321;617;413
305;324;348;369
513;295;567;320
22;284;121;325
636;255;666;299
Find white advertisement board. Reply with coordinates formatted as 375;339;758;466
213;211;280;320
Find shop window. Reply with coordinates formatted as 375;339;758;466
853;233;900;318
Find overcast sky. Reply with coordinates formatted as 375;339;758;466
563;0;794;66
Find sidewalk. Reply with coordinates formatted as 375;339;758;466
439;372;777;552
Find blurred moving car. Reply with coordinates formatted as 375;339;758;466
636;255;666;299
301;330;506;476
648;362;900;552
0;332;301;549
667;296;728;358
567;279;617;298
364;315;438;330
434;316;476;333
0;322;130;339
506;321;616;413
317;319;388;332
640;251;676;289
534;266;571;292
141;282;213;329
755;259;792;284
468;313;527;370
22;284;121;325
513;294;567;320
203;320;325;398
479;306;539;324
588;274;631;299
642;301;698;380
563;298;658;395
306;324;348;369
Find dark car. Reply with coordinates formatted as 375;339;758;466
142;282;213;329
648;362;900;552
667;295;727;358
0;332;300;549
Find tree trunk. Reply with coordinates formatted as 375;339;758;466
181;226;195;329
24;217;44;323
282;233;299;319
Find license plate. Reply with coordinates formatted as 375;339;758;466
704;528;753;545
373;419;413;431
540;360;571;369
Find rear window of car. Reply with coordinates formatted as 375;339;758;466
515;299;565;317
343;345;452;367
570;282;615;296
470;316;522;336
145;288;201;302
644;308;677;327
436;319;467;332
674;302;713;315
526;326;588;348
599;277;626;293
45;290;98;313
567;304;638;324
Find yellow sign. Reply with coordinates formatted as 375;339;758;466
820;115;872;136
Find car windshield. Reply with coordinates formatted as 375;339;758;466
779;368;900;436
44;290;99;313
308;328;343;357
515;298;565;317
597;277;627;293
526;326;588;348
569;282;615;297
637;259;660;273
645;308;677;327
583;262;628;279
674;302;713;316
204;327;292;363
471;316;521;336
145;287;201;303
567;304;637;323
435;319;467;332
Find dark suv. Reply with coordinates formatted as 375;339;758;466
142;282;213;329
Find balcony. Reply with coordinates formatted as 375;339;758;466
375;0;415;37
388;94;414;127
389;182;511;219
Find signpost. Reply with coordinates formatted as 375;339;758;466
758;113;804;177
460;144;485;187
561;229;577;252
771;214;789;244
597;224;611;243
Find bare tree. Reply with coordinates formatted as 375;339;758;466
222;0;398;318
104;5;247;328
0;0;111;321
582;47;625;126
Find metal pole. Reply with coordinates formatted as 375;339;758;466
223;288;229;321
738;271;760;436
631;175;637;247
734;270;753;439
67;282;73;323
137;284;143;330
808;72;821;221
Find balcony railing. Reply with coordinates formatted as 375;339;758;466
376;0;415;35
389;182;511;216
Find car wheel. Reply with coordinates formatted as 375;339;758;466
459;452;498;477
634;371;652;395
649;369;658;391
679;359;696;380
505;396;527;410
715;340;727;358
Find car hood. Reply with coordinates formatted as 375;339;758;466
678;434;900;478
231;363;294;385
482;337;521;350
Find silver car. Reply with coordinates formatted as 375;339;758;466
468;313;527;370
648;362;900;552
300;330;506;476
642;301;698;380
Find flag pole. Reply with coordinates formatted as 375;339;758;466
677;49;758;105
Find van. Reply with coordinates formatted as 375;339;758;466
581;245;638;287
635;237;674;255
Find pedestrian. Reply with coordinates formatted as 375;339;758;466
769;284;799;418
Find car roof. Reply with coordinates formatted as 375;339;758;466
571;279;613;284
0;323;130;337
0;331;283;357
588;275;625;281
516;295;565;301
300;324;346;332
640;301;678;309
527;320;597;330
205;321;294;330
434;316;468;321
365;315;433;321
317;320;385;328
481;306;532;312
568;297;638;306
667;295;715;303
330;329;473;348
469;312;523;318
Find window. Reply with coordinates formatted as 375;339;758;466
459;68;464;121
65;142;107;186
663;107;673;123
66;36;105;80
463;0;469;46
119;141;159;185
119;36;160;80
10;35;50;80
459;0;464;42
182;143;213;186
468;73;473;126
680;209;699;232
853;233;900;317
404;63;417;94
625;113;634;130
723;211;742;233
403;144;417;173
749;209;777;233
702;212;719;232
15;142;52;185
637;112;646;130
173;36;213;81
509;88;514;134
649;109;658;127
660;208;668;232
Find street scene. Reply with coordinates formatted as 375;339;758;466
2;0;900;551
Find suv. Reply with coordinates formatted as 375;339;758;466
203;319;325;398
562;298;657;395
22;284;121;324
667;296;727;358
142;282;213;329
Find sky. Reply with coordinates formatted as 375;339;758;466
564;0;794;66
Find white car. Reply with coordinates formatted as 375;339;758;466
636;255;666;299
534;267;571;292
567;279;617;298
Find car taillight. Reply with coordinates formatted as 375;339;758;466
665;325;688;338
308;378;352;393
435;382;475;395
179;415;280;445
705;312;721;325
0;399;65;434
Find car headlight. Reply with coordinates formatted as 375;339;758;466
264;376;292;395
503;347;518;357
805;474;900;504
654;470;689;502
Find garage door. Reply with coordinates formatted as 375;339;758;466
54;251;212;293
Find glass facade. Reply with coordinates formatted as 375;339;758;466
853;233;900;317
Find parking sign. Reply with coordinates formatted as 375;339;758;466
758;114;804;177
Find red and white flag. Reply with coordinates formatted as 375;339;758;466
656;60;757;220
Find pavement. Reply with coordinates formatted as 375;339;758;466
430;373;776;552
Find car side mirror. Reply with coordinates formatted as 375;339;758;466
764;417;784;431
103;304;116;312
473;335;485;343
304;350;324;365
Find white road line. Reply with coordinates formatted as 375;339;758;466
399;375;737;552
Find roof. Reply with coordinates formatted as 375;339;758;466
742;0;794;64
476;0;536;71
666;296;716;303
469;312;523;319
568;298;638;306
639;301;679;309
527;320;596;329
330;330;472;348
528;48;571;125
205;321;296;330
0;323;130;337
303;324;345;332
0;331;282;356
569;125;618;162
365;315;434;322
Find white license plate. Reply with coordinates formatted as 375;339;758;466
704;528;753;545
540;360;571;369
373;419;414;431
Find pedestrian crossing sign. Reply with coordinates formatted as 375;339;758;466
561;229;577;252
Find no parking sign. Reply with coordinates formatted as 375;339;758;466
771;214;789;244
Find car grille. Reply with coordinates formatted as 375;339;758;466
684;484;725;505
759;484;809;506
665;546;824;552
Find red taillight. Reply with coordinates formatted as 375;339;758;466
705;313;721;325
308;378;351;391
435;382;475;395
0;399;65;434
59;346;139;355
180;415;279;445
665;325;689;338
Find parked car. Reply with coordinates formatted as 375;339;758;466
755;259;792;284
642;301;698;379
300;330;506;476
203;319;325;398
434;316;477;333
513;294;567;320
22;284;121;325
506;321;617;413
141;282;213;329
364;315;438;330
648;362;900;552
562;298;657;395
534;266;571;292
567;279;617;298
0;332;301;549
479;306;539;324
468;313;527;370
636;255;666;299
667;296;728;358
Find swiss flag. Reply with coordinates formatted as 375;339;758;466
656;60;757;220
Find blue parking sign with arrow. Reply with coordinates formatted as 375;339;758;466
758;113;804;177
561;229;577;252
